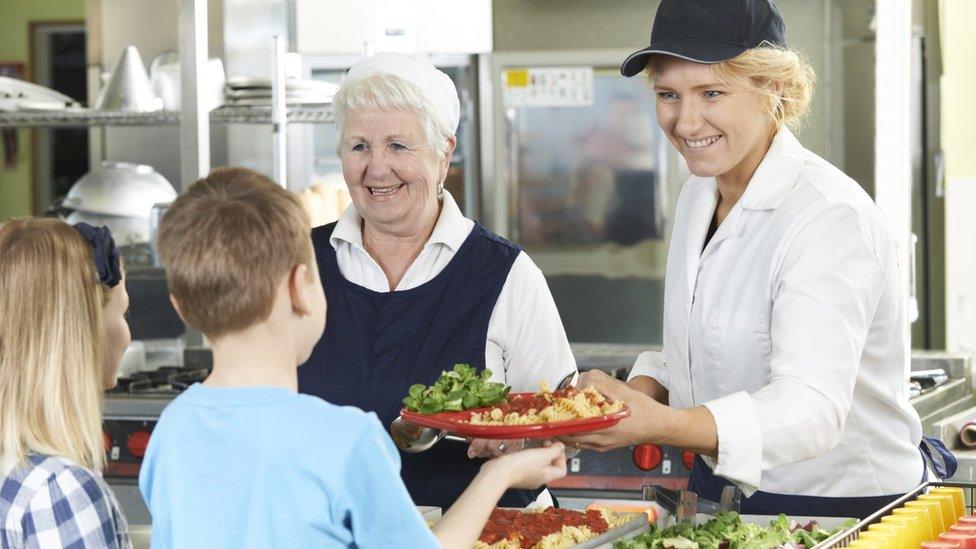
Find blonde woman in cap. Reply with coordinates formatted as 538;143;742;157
561;0;953;519
298;53;577;509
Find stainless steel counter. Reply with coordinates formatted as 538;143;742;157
911;352;975;434
119;507;442;546
127;525;151;549
908;352;976;482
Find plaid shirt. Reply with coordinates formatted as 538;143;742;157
1;454;130;549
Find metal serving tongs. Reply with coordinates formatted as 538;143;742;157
642;484;742;523
390;372;578;454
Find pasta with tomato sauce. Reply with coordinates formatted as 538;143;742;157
467;386;624;426
474;507;631;549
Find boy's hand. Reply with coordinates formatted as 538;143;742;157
481;441;567;489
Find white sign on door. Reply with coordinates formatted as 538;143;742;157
503;67;594;108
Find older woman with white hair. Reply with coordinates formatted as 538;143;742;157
298;53;577;509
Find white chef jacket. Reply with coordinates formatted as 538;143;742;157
629;128;925;498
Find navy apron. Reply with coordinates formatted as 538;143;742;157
687;436;958;519
298;222;543;509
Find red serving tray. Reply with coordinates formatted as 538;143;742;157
399;393;631;440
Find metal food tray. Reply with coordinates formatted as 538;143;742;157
418;505;442;522
615;511;853;549
435;509;649;548
573;513;649;548
817;480;976;548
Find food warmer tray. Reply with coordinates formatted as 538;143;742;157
573;513;648;548
454;510;649;549
609;511;855;549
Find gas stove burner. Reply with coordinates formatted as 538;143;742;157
110;365;209;395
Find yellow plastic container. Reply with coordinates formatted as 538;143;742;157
907;499;949;536
930;487;967;521
868;521;912;549
881;513;925;548
846;539;885;548
893;506;936;542
855;529;898;547
920;493;959;527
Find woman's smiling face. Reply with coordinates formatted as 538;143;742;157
340;109;450;232
651;56;775;184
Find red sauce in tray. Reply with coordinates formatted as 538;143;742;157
488;388;588;417
479;507;609;548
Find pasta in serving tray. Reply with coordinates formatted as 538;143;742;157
468;386;624;426
474;507;633;549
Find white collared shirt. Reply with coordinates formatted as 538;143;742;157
630;128;924;497
329;191;578;394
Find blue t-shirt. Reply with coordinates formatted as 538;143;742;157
139;384;440;549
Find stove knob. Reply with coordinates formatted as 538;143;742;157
126;431;151;458
103;431;112;453
632;444;663;471
682;451;696;471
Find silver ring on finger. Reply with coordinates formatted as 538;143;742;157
498;442;507;454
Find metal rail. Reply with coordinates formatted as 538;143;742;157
0;106;334;128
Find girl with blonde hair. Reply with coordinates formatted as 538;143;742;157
561;0;952;519
0;218;132;548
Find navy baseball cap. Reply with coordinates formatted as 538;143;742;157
621;0;788;77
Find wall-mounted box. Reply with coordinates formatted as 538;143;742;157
295;0;491;56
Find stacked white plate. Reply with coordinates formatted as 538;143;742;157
0;76;82;111
224;76;338;106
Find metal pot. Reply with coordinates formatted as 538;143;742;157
64;161;177;218
65;210;151;247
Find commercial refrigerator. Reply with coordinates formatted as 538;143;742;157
480;49;688;347
478;50;692;499
302;53;482;218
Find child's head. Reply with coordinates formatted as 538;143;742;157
156;167;325;362
0;218;129;471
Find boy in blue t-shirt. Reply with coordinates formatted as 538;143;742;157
141;168;567;549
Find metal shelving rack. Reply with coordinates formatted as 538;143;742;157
0;0;318;347
216;105;334;124
0;110;181;127
0;105;334;128
1;0;323;193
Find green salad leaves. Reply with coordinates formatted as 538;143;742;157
615;512;855;549
402;364;511;414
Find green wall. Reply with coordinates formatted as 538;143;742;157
0;0;85;221
942;0;976;181
941;0;976;353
